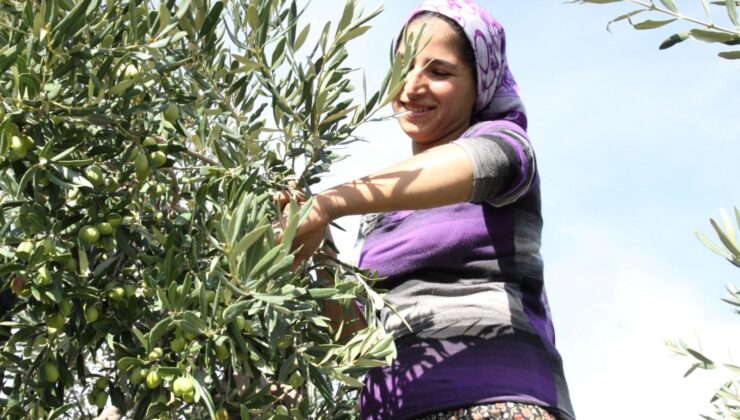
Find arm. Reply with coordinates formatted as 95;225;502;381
316;142;474;220
280;142;474;267
284;123;535;265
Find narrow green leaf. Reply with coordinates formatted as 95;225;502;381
689;28;738;42
199;1;224;37
659;32;690;49
252;293;288;305
132;326;148;351
248;245;283;279
607;10;645;32
147;317;173;350
686;348;715;367
338;0;355;33
109;79;135;96
48;403;76;420
78;245;89;277
294;23;310;50
158;1;171;30
231;224;268;258
726;0;739;27
632;19;677;30
193;371;217;420
711;219;740;256
696;230;733;259
700;0;712;19
222;301;251;322
246;5;259;31
659;0;679;13
334;372;364;388
148;31;187;49
337;25;371;44
719;49;740;58
720;208;737;245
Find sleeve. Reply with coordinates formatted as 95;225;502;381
450;122;537;207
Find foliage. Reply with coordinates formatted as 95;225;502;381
663;208;740;419
0;0;419;418
571;0;740;59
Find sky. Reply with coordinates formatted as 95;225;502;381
302;1;740;418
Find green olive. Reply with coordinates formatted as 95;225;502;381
94;390;108;409
145;370;161;389
62;256;77;272
122;64;140;80
172;376;195;396
106;213;123;228
97;222;114;236
84;305;99;323
170;336;186;353
214;341;230;361
46;313;65;330
163;103;179;123
59;298;73;317
215;408;230;420
36;265;52;287
129;366;145;385
288;371;305;389
148;347;164;361
85;166;105;187
15;241;34;260
42;362;60;382
79;225;101;243
10;135;28;158
150;151;167;168
107;287;125;301
95;376;108;390
233;315;246;331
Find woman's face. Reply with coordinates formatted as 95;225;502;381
393;17;477;152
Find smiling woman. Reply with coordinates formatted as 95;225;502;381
279;0;576;419
392;15;478;152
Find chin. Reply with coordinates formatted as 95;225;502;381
399;121;432;142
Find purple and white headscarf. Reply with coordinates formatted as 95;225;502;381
403;0;528;130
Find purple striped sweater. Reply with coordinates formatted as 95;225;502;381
356;121;575;419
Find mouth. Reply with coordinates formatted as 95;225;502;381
400;103;435;117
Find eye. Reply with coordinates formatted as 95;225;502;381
430;69;451;77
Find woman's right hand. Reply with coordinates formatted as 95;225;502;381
273;185;334;270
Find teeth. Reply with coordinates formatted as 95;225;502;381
408;106;430;113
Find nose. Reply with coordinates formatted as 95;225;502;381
401;67;427;99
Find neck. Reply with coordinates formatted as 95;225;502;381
411;123;470;155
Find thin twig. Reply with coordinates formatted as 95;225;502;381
629;0;740;35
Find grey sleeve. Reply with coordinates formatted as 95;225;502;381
451;128;536;207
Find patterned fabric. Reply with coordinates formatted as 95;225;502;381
405;0;528;129
414;402;557;420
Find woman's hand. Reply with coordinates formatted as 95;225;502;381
273;185;335;270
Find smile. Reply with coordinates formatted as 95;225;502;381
402;104;435;116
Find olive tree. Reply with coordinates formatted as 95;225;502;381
0;0;417;418
571;0;740;59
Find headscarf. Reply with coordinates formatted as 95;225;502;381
402;0;528;130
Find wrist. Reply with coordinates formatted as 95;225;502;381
315;189;342;222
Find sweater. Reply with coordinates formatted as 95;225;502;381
356;121;575;419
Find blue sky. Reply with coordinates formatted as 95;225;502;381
306;1;740;418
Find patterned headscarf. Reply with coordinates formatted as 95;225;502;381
403;0;527;130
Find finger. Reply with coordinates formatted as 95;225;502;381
273;191;292;212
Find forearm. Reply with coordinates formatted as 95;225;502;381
318;143;473;219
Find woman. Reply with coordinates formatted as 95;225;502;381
280;1;575;418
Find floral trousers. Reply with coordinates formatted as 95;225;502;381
413;401;557;420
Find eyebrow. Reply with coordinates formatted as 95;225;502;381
397;53;460;70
